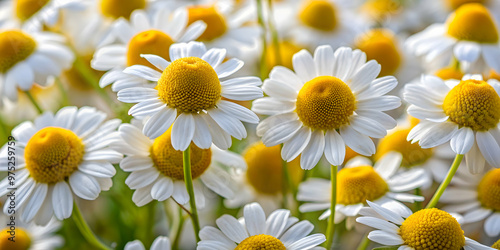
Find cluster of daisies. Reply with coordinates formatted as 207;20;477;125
1;0;500;249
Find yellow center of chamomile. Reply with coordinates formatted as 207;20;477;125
265;41;303;73
374;128;434;168
399;208;466;250
188;6;228;41
127;30;174;67
355;29;402;76
445;0;488;10
298;0;337;31
0;227;31;250
435;67;464;80
15;0;50;21
442;79;500;131
0;30;36;73
362;0;401;21
235;234;286;250
493;239;500;249
244;142;303;195
337;166;389;205
295;76;356;131
100;0;146;20
447;3;498;43
477;168;500;210
150;129;211;180
156;57;221;113
24;127;84;184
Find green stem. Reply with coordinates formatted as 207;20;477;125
426;154;464;209
267;0;281;67
172;207;186;250
325;165;338;250
414;188;422;211
24;91;43;114
73;54;114;105
183;145;201;242
72;202;111;250
55;77;70;106
356;234;370;250
145;201;156;244
256;0;268;79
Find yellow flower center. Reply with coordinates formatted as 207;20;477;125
235;234;286;250
0;30;36;73
188;6;228;41
24;127;84;184
443;79;500;131
244;142;303;195
157;57;221;113
355;29;402;76
492;239;500;249
344;146;360;164
447;3;498;43
489;69;500;82
399;208;466;250
435;67;464;80
374;128;434;168
126;30;174;67
337;166;389;205
445;0;488;10
265;41;303;73
15;0;50;21
150;129;211;180
100;0;146;20
362;0;401;21
477;168;500;210
0;227;31;250
298;0;337;31
296;76;356;131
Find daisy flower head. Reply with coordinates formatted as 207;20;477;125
0;0;85;31
440;165;500;237
115;122;246;207
0;28;73;107
0;215;63;250
406;3;500;74
276;0;365;49
297;153;426;228
124;236;170;250
117;41;263;151
356;201;493;250
197;202;326;250
253;45;400;169
404;74;500;174
92;6;207;91
224;141;304;211
0;106;122;225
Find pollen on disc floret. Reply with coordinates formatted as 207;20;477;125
477;168;500;211
337;166;389;205
235;234;286;250
0;30;37;73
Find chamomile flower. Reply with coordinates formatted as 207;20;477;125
494;239;500;249
404;74;500;174
124;236;170;250
297;153;426;229
356;201;493;250
0;0;84;31
92;7;207;91
275;0;364;49
0;106;122;225
0;216;63;250
115;122;246;207
406;3;500;74
197;202;326;250
440;166;500;237
224;141;304;212
253;45;400;169
0;28;73;107
117;41;263;150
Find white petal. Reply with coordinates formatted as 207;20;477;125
216;58;243;78
208;109;247;140
150;177;174;201
464;208;493;223
21;183;48;222
171;113;195;151
374;152;402;179
142;108;177;139
52;181;73;220
340;125;375;156
217;100;259;123
367;201;404;224
355;216;399;233
244;203;266;236
476;131;500;167
117;87;158;103
323;129;345;166
123;65;162;81
216;215;249;243
484;213;500;237
465;140;486;174
314;45;335;76
454;41;481;63
192;115;212;149
368;230;404;245
287;234;326;250
265;209;290;237
293;49;315;82
282;127;312;161
140;54;170;71
69;171;101;200
450;127;474;154
300;131;326;170
262;120;302;146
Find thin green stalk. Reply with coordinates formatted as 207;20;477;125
72;202;111;250
267;0;281;67
325;165;338;249
55;77;70;106
145;201;156;244
356;234;370;250
256;0;268;79
24;91;43;114
414;188;422;211
426;154;464;208
172;207;187;250
183;145;201;242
